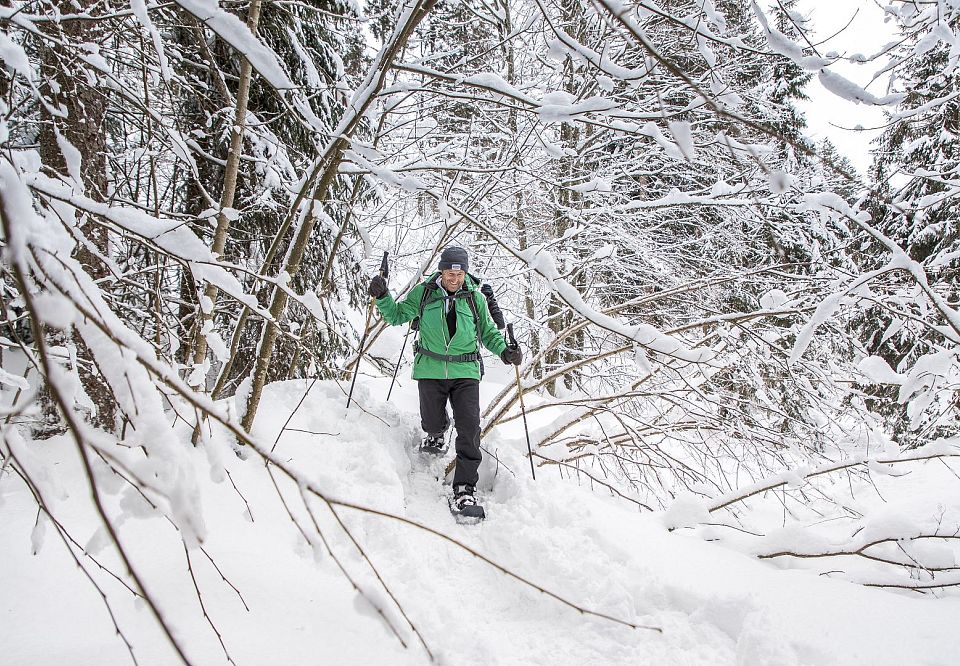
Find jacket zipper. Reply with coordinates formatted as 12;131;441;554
439;290;452;379
436;286;474;379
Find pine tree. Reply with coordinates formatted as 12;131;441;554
860;8;960;444
173;0;369;394
34;1;115;432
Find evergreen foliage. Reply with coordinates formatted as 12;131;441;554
862;6;960;445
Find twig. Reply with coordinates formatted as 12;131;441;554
183;542;237;665
262;467;411;651
535;453;654;511
317;493;435;660
199;546;250;612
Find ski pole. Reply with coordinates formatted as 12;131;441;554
508;323;535;481
386;323;411;402
347;251;388;409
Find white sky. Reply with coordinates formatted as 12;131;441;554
796;0;896;175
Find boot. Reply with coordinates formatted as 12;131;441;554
449;483;485;521
419;433;447;455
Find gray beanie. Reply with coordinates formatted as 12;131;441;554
438;246;469;272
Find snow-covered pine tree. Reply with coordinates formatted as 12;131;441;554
860;4;960;445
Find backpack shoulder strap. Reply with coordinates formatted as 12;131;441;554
463;289;481;326
417;279;440;317
412;276;440;331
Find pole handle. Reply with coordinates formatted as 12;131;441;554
379;251;389;279
507;322;517;347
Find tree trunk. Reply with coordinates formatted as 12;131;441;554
38;4;114;431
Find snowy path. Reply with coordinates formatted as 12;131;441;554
2;379;959;665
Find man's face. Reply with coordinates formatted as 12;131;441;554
440;269;465;292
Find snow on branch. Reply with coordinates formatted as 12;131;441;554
519;244;712;363
706;440;960;514
173;0;294;90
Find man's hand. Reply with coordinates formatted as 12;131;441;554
368;275;387;299
500;345;522;366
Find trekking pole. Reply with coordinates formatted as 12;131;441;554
386;323;411;402
507;323;535;481
347;251;388;409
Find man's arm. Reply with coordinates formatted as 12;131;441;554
375;283;424;325
474;291;507;356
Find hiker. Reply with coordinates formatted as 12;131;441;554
368;246;522;518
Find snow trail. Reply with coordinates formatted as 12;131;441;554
2;378;959;665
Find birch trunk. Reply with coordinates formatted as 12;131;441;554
190;0;264;387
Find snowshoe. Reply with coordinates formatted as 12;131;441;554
448;484;485;523
419;434;448;456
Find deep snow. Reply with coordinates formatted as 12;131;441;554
3;376;959;665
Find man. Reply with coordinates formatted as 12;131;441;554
368;246;522;519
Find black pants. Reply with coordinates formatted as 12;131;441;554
418;378;481;488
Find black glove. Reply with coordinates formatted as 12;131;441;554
500;345;522;366
368;275;387;299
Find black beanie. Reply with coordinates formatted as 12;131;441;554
438;246;469;272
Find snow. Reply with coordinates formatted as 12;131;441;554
767;169;792;194
537;94;617;123
463;72;535;105
543;25;648;82
0;366;29;390
790;293;843;362
3;0;960;661
0;30;30;77
53;128;82;191
3;377;959;665
661;493;711;529
759;289;789;310
28;291;76;331
286;27;324;90
640;121;686;161
26;174;213;262
817;70;904;106
130;0;172;82
668;120;696;161
518;244;712;362
858;356;904;385
751;0;831;70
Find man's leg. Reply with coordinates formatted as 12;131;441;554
448;378;481;488
418;379;450;437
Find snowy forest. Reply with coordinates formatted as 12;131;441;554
2;0;960;664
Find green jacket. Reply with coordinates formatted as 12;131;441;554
376;274;507;380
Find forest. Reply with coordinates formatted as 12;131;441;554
1;0;959;663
